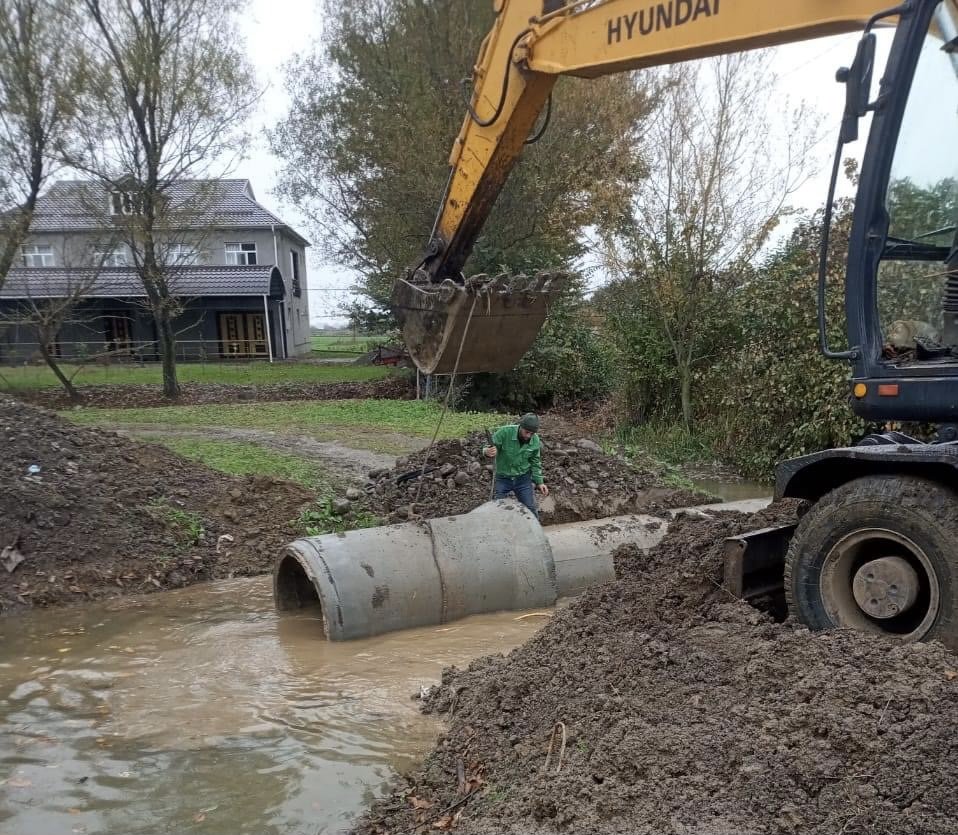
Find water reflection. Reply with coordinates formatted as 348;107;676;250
0;578;545;834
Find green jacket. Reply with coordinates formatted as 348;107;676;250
491;424;543;485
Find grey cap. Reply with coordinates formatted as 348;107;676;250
519;413;540;432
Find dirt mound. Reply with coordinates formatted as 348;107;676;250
0;396;312;612
357;504;958;835
15;375;411;409
356;431;709;525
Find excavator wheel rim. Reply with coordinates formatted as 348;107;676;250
820;526;941;642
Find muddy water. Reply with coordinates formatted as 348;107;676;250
693;478;771;503
0;578;546;835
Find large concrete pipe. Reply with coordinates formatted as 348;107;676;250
274;501;557;640
274;500;677;641
545;514;669;595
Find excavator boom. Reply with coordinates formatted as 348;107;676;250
395;0;895;374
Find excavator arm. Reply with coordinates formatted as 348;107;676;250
394;0;895;374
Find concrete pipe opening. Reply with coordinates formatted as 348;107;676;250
274;552;323;614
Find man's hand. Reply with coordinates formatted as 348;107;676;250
537;483;549;496
483;446;498;459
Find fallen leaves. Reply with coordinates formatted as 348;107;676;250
433;809;463;830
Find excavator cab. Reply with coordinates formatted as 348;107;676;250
840;0;958;423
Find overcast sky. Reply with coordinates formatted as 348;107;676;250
232;1;876;325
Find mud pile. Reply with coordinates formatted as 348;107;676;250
17;375;411;409
357;504;958;835
358;431;708;525
0;396;311;611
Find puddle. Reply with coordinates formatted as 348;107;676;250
692;478;771;503
0;578;546;834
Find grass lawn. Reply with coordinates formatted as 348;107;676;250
141;435;336;492
311;334;388;355
0;361;391;390
67;398;508;439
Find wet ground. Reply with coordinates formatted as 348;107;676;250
0;578;547;835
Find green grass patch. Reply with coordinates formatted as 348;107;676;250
613;423;719;466
147;498;205;547
142;436;334;493
297;498;380;536
610;423;720;490
0;361;390;390
68;399;508;439
311;334;388;354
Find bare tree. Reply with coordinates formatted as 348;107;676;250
1;272;101;400
597;52;822;430
0;0;84;286
0;236;126;399
69;0;258;398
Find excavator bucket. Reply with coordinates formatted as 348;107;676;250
392;272;566;375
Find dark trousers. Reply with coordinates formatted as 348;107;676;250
494;473;538;519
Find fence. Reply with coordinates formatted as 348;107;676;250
0;339;272;365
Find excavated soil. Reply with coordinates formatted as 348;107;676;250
0;396;312;612
357;504;958;835
14;375;411;409
354;431;709;525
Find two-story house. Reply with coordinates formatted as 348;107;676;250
0;179;311;361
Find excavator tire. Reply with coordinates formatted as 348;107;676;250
784;474;958;649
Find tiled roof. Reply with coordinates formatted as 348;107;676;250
0;265;285;300
25;179;309;246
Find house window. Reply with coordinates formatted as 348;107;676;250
225;242;257;265
95;246;128;267
22;244;54;267
290;249;302;297
165;243;199;265
110;191;141;215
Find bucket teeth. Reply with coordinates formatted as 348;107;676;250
392;271;567;375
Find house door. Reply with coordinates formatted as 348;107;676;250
104;312;133;355
218;312;267;357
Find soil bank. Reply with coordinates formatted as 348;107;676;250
357;504;958;835
1;396;311;612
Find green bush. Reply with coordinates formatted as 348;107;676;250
699;203;866;478
462;294;618;411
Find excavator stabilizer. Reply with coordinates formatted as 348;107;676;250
392;272;566;375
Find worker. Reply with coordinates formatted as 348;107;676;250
483;413;550;519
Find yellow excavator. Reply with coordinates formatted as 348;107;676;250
395;0;958;648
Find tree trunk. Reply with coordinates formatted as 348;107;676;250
679;363;693;432
39;341;80;401
155;309;180;398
